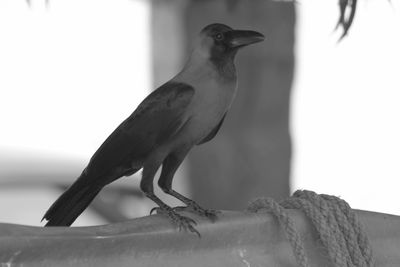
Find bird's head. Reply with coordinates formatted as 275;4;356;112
193;23;265;66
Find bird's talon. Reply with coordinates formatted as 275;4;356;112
150;207;160;215
166;209;200;237
188;226;201;238
186;217;197;226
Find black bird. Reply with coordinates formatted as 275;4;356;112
43;23;264;234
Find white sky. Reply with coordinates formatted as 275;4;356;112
0;0;399;226
0;0;150;160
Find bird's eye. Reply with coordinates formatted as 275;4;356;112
215;33;223;40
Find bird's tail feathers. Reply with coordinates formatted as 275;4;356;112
43;176;101;227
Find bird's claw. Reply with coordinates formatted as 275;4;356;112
150;206;200;237
150;206;160;215
175;214;200;236
167;209;200;237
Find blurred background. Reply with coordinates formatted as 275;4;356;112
0;0;399;226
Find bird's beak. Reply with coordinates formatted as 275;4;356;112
227;30;265;48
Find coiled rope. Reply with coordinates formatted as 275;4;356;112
247;190;375;267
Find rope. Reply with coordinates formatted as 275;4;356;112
247;190;375;267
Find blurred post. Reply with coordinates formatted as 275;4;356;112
151;0;295;210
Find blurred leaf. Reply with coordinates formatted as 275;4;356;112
335;0;347;30
335;0;358;41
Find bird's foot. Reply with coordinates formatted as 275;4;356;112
174;200;220;222
150;206;200;237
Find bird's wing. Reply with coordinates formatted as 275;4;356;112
85;82;195;179
197;113;227;145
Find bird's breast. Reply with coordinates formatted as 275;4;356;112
182;77;237;143
170;60;238;145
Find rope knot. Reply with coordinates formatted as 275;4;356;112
247;190;375;267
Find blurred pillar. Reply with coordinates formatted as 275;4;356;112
151;0;295;210
184;0;295;209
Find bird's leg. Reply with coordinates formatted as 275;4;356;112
157;151;219;222
141;160;199;236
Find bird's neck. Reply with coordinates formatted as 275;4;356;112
181;50;237;82
209;48;238;80
211;57;236;80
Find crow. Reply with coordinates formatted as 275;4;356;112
43;23;264;235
